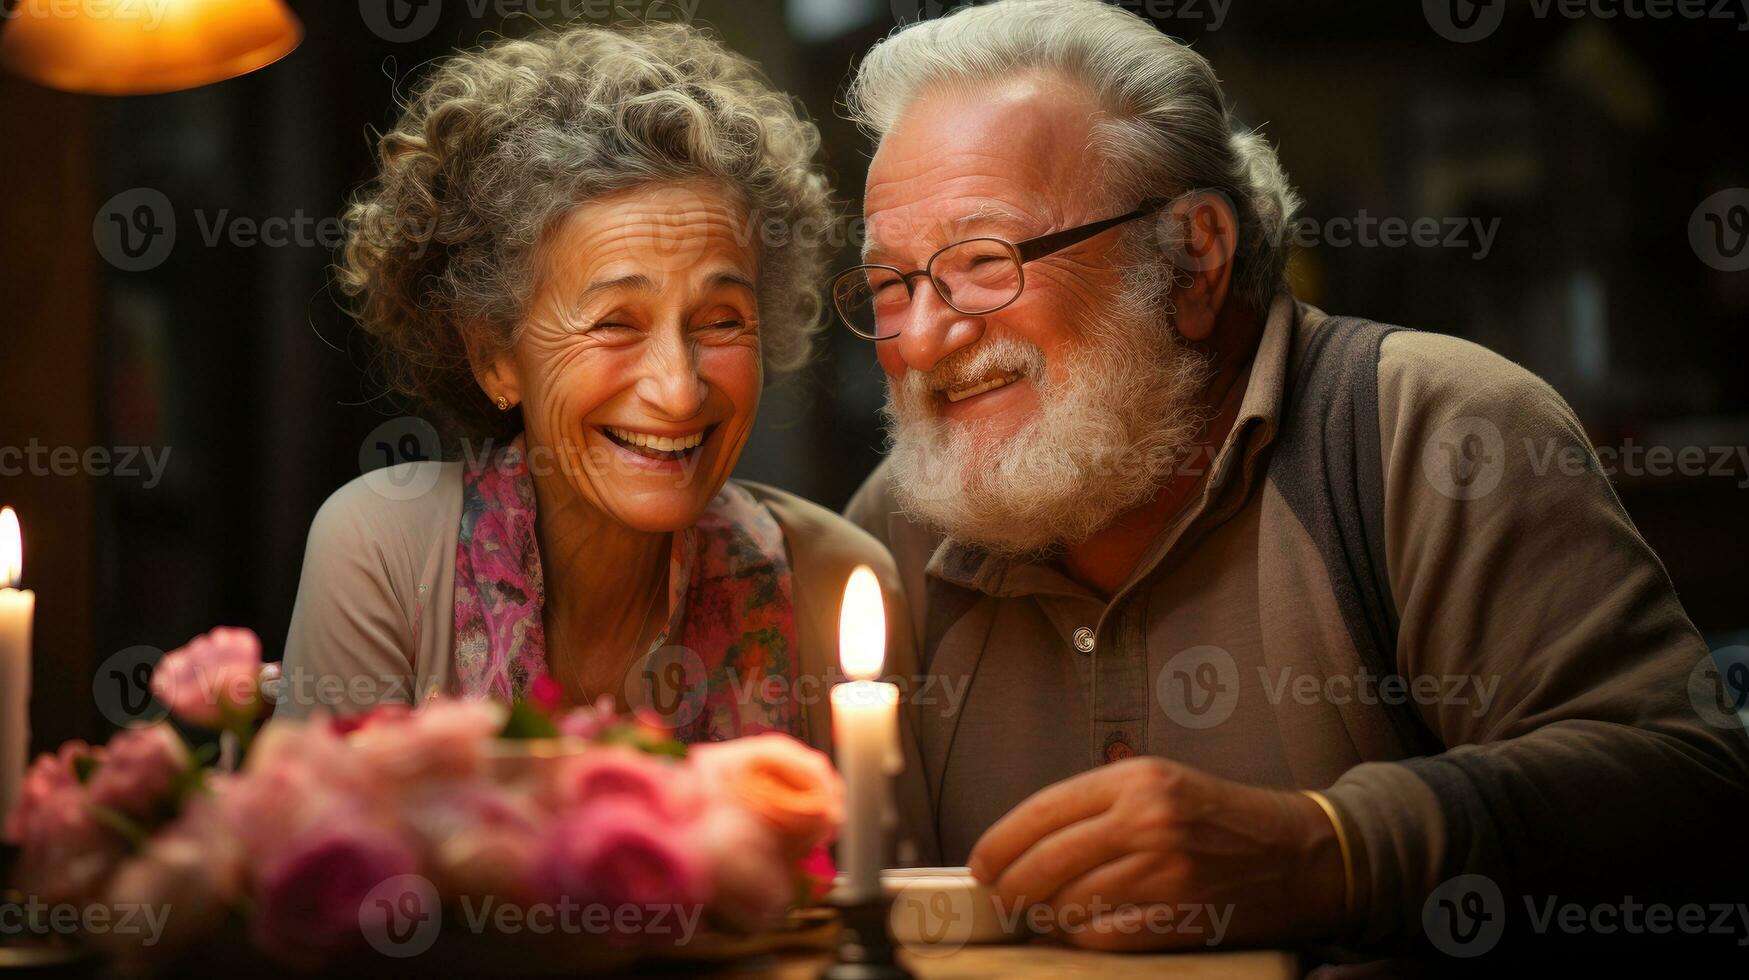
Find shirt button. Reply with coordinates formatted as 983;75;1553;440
1073;627;1096;653
1104;736;1134;763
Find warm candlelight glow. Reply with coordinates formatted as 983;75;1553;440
838;565;886;681
0;507;20;589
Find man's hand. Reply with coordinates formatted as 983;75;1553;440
967;757;1353;951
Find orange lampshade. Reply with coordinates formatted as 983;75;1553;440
0;0;302;95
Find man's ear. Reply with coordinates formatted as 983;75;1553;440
1162;190;1239;342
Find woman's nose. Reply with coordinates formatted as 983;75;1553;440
635;336;709;421
893;283;984;374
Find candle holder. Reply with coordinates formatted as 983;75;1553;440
821;890;914;980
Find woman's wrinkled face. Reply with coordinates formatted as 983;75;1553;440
491;181;762;532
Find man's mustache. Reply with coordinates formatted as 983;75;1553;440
898;336;1049;405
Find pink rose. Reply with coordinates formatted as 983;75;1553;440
6;742;126;905
87;723;190;823
402;781;542;901
552;746;697;820
151;627;264;728
349;698;506;784
693;803;791;931
798;843;837;903
224;722;368;862
329;702;410;736
251;816;419;964
96;794;244;967
555;694;617;740
5;740;96;843
689;734;845;860
534;799;709;942
528;674;564;713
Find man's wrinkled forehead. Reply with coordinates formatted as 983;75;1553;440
862;75;1104;262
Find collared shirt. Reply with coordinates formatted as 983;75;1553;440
847;294;1749;943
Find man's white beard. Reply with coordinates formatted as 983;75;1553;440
881;301;1212;559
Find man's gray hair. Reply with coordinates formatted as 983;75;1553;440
846;0;1301;313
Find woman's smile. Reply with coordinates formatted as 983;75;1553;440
599;422;718;471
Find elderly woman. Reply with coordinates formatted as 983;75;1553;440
280;23;911;754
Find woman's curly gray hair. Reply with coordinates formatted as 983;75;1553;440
339;21;833;442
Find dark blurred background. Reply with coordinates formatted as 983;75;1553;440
3;0;1746;750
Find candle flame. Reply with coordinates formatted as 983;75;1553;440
0;507;19;588
838;565;886;681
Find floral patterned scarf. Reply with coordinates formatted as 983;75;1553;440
451;437;802;742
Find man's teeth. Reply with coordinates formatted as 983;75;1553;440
944;371;1021;404
605;426;705;452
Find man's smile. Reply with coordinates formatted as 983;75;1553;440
944;369;1024;403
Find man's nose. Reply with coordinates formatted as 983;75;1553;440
893;280;984;374
635;333;708;421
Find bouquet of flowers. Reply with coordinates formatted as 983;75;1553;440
2;628;843;974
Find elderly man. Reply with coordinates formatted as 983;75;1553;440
839;0;1749;956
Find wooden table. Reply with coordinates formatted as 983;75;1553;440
736;946;1299;978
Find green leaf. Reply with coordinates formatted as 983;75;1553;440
72;754;100;783
498;700;560;740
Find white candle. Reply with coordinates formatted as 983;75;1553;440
0;507;34;829
831;565;901;902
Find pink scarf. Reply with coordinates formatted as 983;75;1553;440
451;438;802;742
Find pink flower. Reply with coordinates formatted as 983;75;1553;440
5;742;125;905
552;746;697;821
402;781;542;901
348;698;507;784
528;674;564;713
87;723;190;823
5;740;95;843
251;816;419;964
693;803;791;931
96;794;244;967
151;627;264;728
798;843;837;904
329;703;410;736
224;722;367;863
689;734;845;860
534;799;709;942
555;694;617;740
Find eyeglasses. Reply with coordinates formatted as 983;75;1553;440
829;198;1168;341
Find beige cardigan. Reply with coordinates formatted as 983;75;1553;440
279;463;938;860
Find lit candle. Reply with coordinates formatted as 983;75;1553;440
0;507;34;828
831;565;901;903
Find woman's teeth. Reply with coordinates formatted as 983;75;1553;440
945;371;1021;404
604;426;705;456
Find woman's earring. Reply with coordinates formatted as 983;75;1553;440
495;395;511;412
